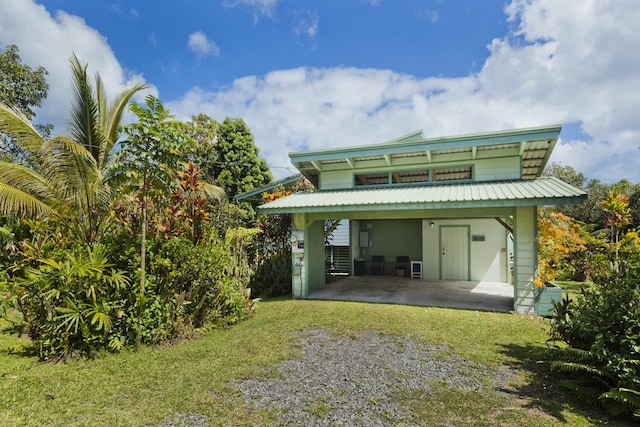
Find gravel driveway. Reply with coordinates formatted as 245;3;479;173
234;329;512;426
159;329;514;426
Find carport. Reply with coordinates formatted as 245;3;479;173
308;276;514;312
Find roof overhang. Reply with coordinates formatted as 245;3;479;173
235;174;302;202
290;125;561;187
258;177;586;215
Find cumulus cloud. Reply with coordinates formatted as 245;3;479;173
187;31;221;58
170;0;640;182
3;0;639;183
223;0;279;23
0;0;153;133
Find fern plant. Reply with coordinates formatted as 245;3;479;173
547;275;640;419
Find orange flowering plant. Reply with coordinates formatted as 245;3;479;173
535;211;587;287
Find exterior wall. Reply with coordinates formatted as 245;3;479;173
320;169;352;190
421;218;508;282
327;220;350;246
355;219;422;273
291;214;325;297
318;157;522;190
474;157;521;181
513;206;537;314
291;213;307;298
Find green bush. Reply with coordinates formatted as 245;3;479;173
1;223;258;360
548;273;640;418
250;249;291;297
4;244;131;360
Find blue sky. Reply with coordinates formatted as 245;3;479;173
35;0;508;98
2;0;639;182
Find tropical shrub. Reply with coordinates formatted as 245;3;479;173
0;213;259;360
536;211;588;286
4;243;130;360
548;240;640;418
250;188;292;297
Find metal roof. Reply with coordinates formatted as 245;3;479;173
234;174;302;202
258;177;586;214
290;125;561;187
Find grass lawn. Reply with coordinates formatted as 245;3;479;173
0;299;631;426
554;280;590;300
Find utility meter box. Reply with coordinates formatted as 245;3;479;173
291;231;304;253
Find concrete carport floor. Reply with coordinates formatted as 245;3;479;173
307;276;514;313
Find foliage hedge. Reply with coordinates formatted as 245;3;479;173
1;222;257;360
548;243;640;419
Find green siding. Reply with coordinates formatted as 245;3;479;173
358;220;422;271
514;206;537;314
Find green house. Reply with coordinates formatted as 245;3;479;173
258;125;586;313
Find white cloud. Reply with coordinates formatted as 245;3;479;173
168;0;640;183
187;31;221;58
3;0;639;184
223;0;279;24
0;0;153;133
292;9;319;47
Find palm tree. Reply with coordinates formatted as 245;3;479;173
0;54;147;244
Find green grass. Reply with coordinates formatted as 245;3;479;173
555;280;591;300
0;299;632;426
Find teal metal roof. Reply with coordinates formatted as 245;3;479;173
258;177;586;214
290;125;561;187
234;174;302;202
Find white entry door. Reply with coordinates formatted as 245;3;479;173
440;226;470;280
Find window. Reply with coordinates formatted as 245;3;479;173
392;169;429;184
432;166;472;182
355;166;472;187
355;172;389;186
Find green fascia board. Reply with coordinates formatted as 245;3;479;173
234;173;303;202
258;195;585;215
305;207;517;221
290;125;562;164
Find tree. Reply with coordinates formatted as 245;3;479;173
544;165;611;228
0;43;48;121
544;162;586;188
186;113;218;183
0;43;50;163
0;55;146;244
629;184;640;229
601;191;632;269
112;95;195;345
213;117;272;199
536;211;587;286
67;54;148;172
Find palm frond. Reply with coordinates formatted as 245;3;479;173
0;161;57;217
202;182;225;201
97;75;148;168
68;54;106;168
0;102;46;156
41;136;110;217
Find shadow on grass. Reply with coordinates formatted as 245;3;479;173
0;322;38;358
498;343;636;426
